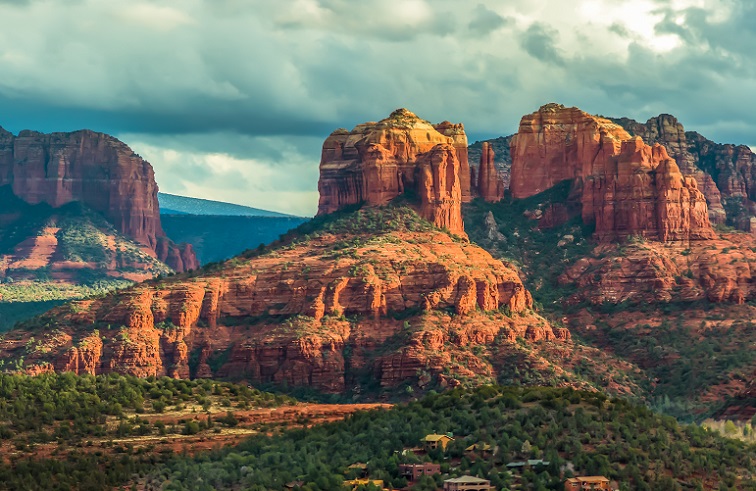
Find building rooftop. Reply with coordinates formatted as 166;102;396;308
465;443;492;451
445;476;489;484
423;434;454;442
566;476;610;483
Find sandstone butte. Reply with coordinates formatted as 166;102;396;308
611;114;727;225
0;126;197;272
3;209;570;392
509;104;715;242
317;108;471;236
616;113;756;231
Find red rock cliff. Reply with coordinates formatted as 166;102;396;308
612;114;727;225
510;104;715;242
0;127;197;272
317;109;468;236
433;121;471;202
477;142;505;202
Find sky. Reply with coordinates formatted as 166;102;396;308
0;0;753;216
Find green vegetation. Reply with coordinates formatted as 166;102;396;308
584;312;756;421
0;373;294;490
0;189;173;329
272;203;443;245
0;372;293;442
464;181;594;310
142;386;756;490
193;202;456;276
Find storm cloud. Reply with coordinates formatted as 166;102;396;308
0;0;751;215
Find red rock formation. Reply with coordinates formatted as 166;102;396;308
686;133;756;229
415;144;465;234
510;104;715;242
0;126;196;272
433;121;471;202
317;109;468;236
3;208;567;392
477;142;504;202
560;234;756;304
612;114;727;225
468;136;513;197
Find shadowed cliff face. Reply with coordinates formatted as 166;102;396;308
0;127;197;272
317;109;469;237
476;141;505;203
509;104;715;242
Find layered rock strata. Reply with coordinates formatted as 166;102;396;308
560;234;756;304
2;213;567;392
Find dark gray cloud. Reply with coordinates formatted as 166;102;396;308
521;23;565;66
468;4;511;35
0;0;753;214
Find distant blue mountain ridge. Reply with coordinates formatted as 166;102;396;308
158;193;300;218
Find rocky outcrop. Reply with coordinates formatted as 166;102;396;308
2;207;567;393
415;144;466;235
433;121;471;203
687;132;756;229
477;142;505;202
155;237;199;273
317;109;468;236
510;104;715;242
468;136;513;195
560;234;756;305
612;115;727;225
0;126;197;272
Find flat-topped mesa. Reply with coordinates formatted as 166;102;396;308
317;109;469;236
477;142;504;202
0;128;197;271
510;104;715;242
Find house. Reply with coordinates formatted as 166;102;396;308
443;476;495;491
506;459;550;471
564;476;611;490
464;443;492;454
284;481;304;490
422;434;454;451
399;463;441;481
343;478;384;490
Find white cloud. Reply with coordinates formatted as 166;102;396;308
0;0;755;214
121;133;322;216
